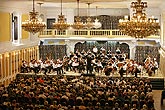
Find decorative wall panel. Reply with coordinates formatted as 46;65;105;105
0;46;39;86
77;15;124;29
74;41;130;58
39;45;67;60
135;46;160;63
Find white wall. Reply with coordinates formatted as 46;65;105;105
45;7;129;23
0;1;40;53
79;8;129;16
45;7;74;23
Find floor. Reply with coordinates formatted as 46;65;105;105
153;90;165;110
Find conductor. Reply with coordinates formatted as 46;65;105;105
86;52;94;74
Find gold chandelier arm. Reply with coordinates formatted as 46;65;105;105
137;0;141;4
95;6;98;18
32;0;35;12
61;0;63;15
77;0;80;16
87;2;91;17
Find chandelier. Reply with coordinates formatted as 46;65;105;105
93;6;102;29
22;0;46;34
84;2;94;29
118;0;160;38
72;0;85;30
53;0;70;30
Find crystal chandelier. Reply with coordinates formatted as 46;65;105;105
72;0;85;30
22;0;46;34
118;0;160;38
93;6;101;29
84;2;94;29
53;0;70;30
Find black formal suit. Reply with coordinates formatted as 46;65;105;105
86;54;94;74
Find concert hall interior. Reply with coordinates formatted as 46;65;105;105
1;0;165;110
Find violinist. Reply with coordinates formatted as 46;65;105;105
116;47;121;54
93;46;98;56
152;58;158;74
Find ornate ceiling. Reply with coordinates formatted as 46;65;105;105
0;0;164;9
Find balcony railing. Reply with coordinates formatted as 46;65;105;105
39;29;160;39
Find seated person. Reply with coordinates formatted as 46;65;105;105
21;60;28;73
116;47;121;54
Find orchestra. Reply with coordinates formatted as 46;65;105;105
20;47;159;77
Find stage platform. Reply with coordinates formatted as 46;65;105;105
17;68;163;78
17;69;165;90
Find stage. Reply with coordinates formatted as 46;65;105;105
18;68;163;78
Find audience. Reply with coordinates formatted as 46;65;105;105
0;75;155;110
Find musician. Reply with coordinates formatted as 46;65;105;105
63;56;69;71
52;60;58;74
151;58;158;74
132;62;141;77
121;52;126;61
123;62;127;73
29;60;34;73
69;51;74;60
101;58;107;68
77;52;82;58
117;57;124;66
96;60;103;73
75;49;79;56
38;58;43;64
41;61;48;75
116;47;121;54
81;49;86;55
100;47;105;52
72;57;79;73
68;57;73;71
104;63;113;76
144;55;151;63
133;66;140;77
111;54;117;61
107;50;112;58
91;58;97;72
119;65;124;77
57;59;63;75
87;49;92;54
33;60;40;74
86;52;94;74
45;60;52;74
78;58;85;73
112;61;118;72
93;46;98;56
137;63;142;74
21;60;28;73
126;59;134;74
